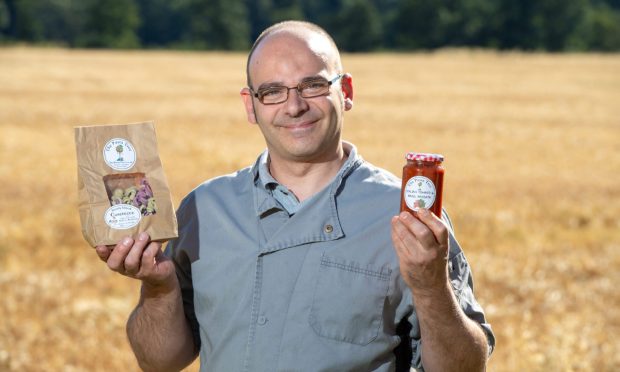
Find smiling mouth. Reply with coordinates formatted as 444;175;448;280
279;120;317;131
288;122;314;129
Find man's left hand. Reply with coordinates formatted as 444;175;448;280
390;208;450;294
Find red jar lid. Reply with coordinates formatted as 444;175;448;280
405;152;444;162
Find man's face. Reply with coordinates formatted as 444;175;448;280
241;31;352;164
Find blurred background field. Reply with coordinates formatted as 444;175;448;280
0;47;619;371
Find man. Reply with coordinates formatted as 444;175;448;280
96;21;495;371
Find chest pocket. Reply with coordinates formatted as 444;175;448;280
309;253;392;346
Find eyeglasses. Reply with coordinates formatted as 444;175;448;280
250;74;343;105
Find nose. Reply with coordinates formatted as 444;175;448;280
284;87;309;117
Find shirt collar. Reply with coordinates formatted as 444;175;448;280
252;141;363;217
257;150;278;190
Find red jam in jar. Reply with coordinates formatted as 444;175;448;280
400;152;445;218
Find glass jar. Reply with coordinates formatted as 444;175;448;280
400;152;445;218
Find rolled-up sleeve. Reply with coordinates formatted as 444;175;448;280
449;249;496;355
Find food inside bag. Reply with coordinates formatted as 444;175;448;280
74;121;178;246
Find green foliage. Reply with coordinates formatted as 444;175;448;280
135;0;186;47
492;0;587;51
531;0;587;51
1;0;619;51
75;0;140;48
271;0;304;23
569;3;620;50
334;0;382;52
246;0;304;44
392;0;441;49
0;0;12;39
184;0;250;50
11;0;60;42
246;0;272;42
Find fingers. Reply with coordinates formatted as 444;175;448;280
391;215;422;258
95;245;113;262
391;210;451;292
396;211;442;250
415;208;449;245
105;236;133;273
124;232;151;275
104;234;155;276
93;232;168;282
140;238;164;275
391;210;450;262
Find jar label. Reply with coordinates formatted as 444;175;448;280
404;176;436;211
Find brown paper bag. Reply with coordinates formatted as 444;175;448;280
74;121;178;246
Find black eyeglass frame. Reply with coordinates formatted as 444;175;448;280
249;74;343;105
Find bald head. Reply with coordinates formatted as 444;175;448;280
246;21;342;88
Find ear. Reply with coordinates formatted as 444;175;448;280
341;73;353;111
240;87;258;124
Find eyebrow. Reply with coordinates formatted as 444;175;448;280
257;81;285;90
256;75;326;90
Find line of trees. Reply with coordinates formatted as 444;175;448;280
1;0;619;51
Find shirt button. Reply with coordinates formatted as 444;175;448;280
257;315;267;325
324;224;334;233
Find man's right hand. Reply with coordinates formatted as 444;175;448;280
97;233;197;370
95;232;176;289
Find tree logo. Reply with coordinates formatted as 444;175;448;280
115;144;124;161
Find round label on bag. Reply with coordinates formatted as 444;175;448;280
404;176;436;211
103;138;136;171
104;205;142;229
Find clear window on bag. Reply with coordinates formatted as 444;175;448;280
103;173;157;216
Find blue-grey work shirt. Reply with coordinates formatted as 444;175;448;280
165;142;495;371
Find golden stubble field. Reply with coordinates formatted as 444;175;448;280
0;47;618;371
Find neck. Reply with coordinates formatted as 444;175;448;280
268;143;347;202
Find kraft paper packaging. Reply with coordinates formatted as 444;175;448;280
74;121;178;246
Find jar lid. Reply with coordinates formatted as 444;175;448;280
405;152;444;162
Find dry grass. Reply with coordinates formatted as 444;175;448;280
0;47;618;371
